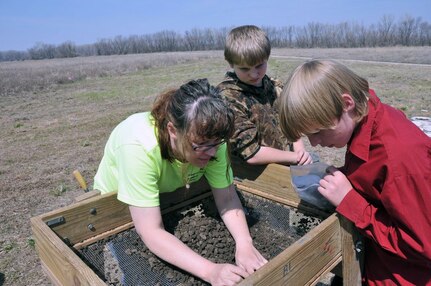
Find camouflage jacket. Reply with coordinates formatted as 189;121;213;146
217;72;290;161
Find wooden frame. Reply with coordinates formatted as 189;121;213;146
31;163;362;285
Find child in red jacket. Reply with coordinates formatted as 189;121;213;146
279;59;431;285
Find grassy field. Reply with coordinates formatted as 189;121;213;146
0;47;430;285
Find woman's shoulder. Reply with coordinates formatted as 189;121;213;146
114;112;158;149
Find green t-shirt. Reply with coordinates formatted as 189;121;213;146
93;112;233;207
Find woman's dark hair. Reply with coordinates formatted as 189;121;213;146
151;78;235;162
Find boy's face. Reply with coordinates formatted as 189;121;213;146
231;60;267;87
305;111;356;148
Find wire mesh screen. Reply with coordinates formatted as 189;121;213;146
77;190;322;285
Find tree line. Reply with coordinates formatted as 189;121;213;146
1;14;430;62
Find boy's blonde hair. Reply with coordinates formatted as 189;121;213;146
224;25;271;66
280;60;370;142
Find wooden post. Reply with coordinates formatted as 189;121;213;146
338;215;363;285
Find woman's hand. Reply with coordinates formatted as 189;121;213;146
212;186;267;279
235;239;268;274
208;263;249;286
318;166;352;206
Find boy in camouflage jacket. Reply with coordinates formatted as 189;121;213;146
217;25;312;165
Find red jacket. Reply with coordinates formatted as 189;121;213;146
337;90;431;285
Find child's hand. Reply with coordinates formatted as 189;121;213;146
318;166;352;206
296;150;313;165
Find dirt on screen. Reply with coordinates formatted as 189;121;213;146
78;192;321;285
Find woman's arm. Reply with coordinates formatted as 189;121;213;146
130;205;248;285
211;185;268;274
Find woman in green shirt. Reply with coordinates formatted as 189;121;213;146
94;78;267;285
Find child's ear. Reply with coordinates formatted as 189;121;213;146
341;93;355;111
167;122;177;139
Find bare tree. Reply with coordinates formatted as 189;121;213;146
111;36;129;54
213;27;229;50
55;41;77;58
377;15;396;46
76;44;97;56
28;42;56;59
152;30;181;52
185;29;202;51
0;50;29;61
417;22;431;46
398;15;418;46
2;14;430;61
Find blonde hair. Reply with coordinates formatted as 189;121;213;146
280;59;369;142
224;25;271;66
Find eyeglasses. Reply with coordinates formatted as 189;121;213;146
191;140;226;152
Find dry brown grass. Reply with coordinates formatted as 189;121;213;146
0;47;430;285
0;51;224;96
272;46;431;64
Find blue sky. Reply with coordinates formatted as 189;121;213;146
1;0;430;51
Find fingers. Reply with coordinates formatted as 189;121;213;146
305;154;313;164
319;166;352;207
243;259;267;274
231;264;250;279
237;256;267;275
325;165;338;175
212;264;248;285
242;265;256;275
246;257;267;272
297;151;313;165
